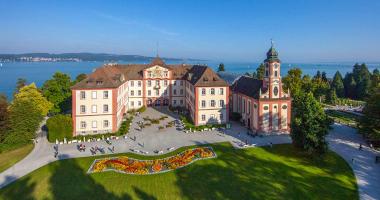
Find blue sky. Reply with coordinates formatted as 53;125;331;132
1;0;379;62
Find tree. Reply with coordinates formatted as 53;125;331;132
15;83;52;116
0;94;9;143
371;69;380;92
331;71;345;98
217;63;225;72
41;72;73;114
283;68;303;96
321;71;328;82
256;63;265;80
291;92;331;155
344;73;356;99
359;87;380;140
326;89;338;105
312;71;330;101
352;63;372;100
74;73;87;83
46;114;73;142
13;78;27;97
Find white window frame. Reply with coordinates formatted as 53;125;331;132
103;91;108;99
92;121;97;128
80;121;86;129
80;91;86;100
92;91;97;99
92;105;97;113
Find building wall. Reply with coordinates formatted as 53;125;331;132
196;86;228;125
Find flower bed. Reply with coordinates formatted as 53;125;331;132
87;147;216;175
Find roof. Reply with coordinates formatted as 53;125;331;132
186;65;229;87
231;76;263;99
71;57;227;89
264;45;281;63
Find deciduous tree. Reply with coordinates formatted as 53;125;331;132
41;72;72;114
291;92;331;155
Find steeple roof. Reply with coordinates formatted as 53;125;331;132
150;56;166;66
264;42;281;63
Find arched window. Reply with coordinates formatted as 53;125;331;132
274;86;279;96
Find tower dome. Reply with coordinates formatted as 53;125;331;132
265;41;281;63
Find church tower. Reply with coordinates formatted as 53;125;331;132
263;41;282;99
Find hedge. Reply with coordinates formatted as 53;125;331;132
46;114;73;142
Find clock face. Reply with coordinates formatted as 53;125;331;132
274;63;279;69
153;67;163;78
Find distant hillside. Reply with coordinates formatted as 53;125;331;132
0;53;204;62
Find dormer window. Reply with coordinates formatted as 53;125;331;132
213;77;218;81
96;81;103;85
203;77;208;81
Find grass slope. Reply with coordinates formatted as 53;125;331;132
0;143;358;200
0;144;34;173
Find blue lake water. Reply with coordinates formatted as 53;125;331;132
0;61;378;99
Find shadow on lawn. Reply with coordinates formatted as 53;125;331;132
0;176;36;200
174;144;358;200
48;159;133;200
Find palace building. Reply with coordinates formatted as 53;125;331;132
71;44;291;136
230;44;291;133
71;57;229;136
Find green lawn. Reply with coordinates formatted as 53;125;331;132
0;144;34;173
326;110;361;126
0;143;358;200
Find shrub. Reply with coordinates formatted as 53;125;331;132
46;114;73;142
151;119;160;124
137;106;146;113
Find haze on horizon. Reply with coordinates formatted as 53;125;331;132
1;0;379;63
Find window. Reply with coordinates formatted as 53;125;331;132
180;81;183;86
274;86;279;96
155;90;159;95
274;71;278;77
164;71;168;77
92;91;97;99
103;91;108;99
210;88;215;95
148;80;152;87
210;100;215;107
210;114;215;119
219;88;224;95
148;90;151;96
173;100;177;105
173;80;177;86
103;120;109;128
92;121;97;128
173;89;177;95
131;101;134;106
201;100;206;108
248;101;251;114
80;105;86;113
148;71;152;77
219;100;224;107
202;114;206;121
138;81;142;87
156;80;160;86
164;80;168;86
202;88;206;95
80;121;86;129
180;89;184;95
130;81;134;87
180;100;183;105
220;114;224;120
138;101;142;106
92;105;97;113
265;70;269;76
103;104;109;113
130;90;134;96
80;91;86;100
138;90;141;96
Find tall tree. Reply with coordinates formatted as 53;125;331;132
326;89;338;105
15;83;52;116
291;92;331;155
360;87;380;140
0;94;9;143
282;68;303;96
344;73;356;99
41;72;73;114
13;78;27;97
321;71;328;82
331;71;345;98
217;63;225;72
371;69;380;92
352;63;372;99
312;71;330;101
256;63;265;80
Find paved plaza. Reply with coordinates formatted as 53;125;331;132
0;108;379;200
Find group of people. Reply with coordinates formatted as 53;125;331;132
78;144;86;152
